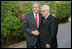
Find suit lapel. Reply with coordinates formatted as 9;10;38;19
31;12;37;27
43;14;51;25
39;13;42;26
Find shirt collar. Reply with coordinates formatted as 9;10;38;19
33;12;39;16
45;13;50;19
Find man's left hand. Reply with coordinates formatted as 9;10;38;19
46;44;51;48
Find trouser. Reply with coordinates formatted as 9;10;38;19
27;37;41;48
27;41;41;48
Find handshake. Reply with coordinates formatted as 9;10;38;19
32;30;40;36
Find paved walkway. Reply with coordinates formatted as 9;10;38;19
5;21;71;48
57;21;71;48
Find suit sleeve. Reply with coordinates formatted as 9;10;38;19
22;15;33;35
46;17;58;45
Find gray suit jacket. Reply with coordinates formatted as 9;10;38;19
23;12;42;46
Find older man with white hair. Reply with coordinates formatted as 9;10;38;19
39;5;58;48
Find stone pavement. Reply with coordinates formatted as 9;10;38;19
57;21;71;48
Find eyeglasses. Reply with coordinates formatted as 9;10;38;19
41;10;47;13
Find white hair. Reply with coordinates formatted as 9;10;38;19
32;2;41;8
41;5;49;11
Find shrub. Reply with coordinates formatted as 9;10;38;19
1;1;26;44
56;1;71;23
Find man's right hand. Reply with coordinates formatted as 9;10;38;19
32;30;40;36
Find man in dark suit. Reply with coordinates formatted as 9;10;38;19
23;2;42;48
39;5;58;48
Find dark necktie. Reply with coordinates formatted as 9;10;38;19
43;18;46;23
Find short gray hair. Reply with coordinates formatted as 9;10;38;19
32;2;41;8
41;5;49;11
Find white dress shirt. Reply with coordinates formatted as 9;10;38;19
33;12;39;28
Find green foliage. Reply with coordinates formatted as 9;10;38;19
56;1;71;20
1;1;26;43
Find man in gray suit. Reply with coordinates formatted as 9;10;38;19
23;2;42;48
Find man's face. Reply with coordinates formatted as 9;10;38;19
41;8;49;18
33;4;40;14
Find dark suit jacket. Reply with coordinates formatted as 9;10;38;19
23;12;42;46
39;14;58;48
